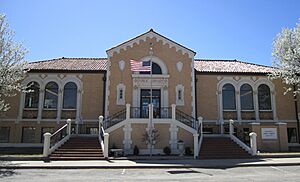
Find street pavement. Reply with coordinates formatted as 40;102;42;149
1;157;300;169
1;166;300;181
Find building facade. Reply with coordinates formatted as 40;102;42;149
0;29;299;154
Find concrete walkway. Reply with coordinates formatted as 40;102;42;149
1;157;300;169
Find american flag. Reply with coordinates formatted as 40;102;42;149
130;60;151;72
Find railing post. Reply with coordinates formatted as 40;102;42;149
99;115;104;132
193;133;199;159
104;133;109;158
67;119;72;135
149;104;153;119
249;132;257;155
198;116;203;132
171;104;176;120
43;132;51;157
126;103;131;119
229;119;234;136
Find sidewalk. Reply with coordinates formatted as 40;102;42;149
1;157;300;169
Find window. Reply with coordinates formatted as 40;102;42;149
178;90;182;100
63;82;77;109
258;84;272;110
287;128;298;143
44;82;59;109
0;127;10;143
140;62;162;74
176;85;184;105
240;84;254;110
119;89;123;100
22;127;36;143
25;82;40;108
222;84;236;110
116;83;125;105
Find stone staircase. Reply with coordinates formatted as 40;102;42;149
49;136;104;160
199;137;252;159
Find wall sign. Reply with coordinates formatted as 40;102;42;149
261;128;277;140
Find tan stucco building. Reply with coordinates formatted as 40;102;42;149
1;30;299;157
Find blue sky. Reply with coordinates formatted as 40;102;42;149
1;0;299;66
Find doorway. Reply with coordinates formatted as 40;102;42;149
140;89;161;118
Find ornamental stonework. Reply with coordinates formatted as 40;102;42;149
133;77;168;88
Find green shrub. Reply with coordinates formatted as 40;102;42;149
133;145;139;155
163;146;171;155
185;147;192;156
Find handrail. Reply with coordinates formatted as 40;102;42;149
231;122;250;147
229;119;253;155
104;109;126;129
197;117;203;159
51;124;68;137
43;119;72;158
175;109;198;130
98;116;109;158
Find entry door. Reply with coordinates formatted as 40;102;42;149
140;89;161;118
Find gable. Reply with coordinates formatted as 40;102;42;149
106;29;196;59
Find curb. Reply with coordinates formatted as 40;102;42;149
1;162;300;169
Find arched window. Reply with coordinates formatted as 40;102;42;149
258;84;272;110
222;84;236;110
240;84;254;110
24;82;40;108
140;62;162;74
44;82;58;109
63;82;77;109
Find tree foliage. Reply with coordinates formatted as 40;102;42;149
270;20;300;95
0;14;28;112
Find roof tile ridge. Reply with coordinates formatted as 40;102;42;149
233;59;274;69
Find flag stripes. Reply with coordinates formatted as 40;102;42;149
130;60;151;72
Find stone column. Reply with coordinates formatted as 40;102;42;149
17;93;25;123
126;103;131;119
253;91;260;121
249;132;257;155
236;90;241;121
76;89;82;123
123;122;132;155
169;123;178;154
229;119;234;136
193;133;199;159
56;89;63;123
38;89;45;122
250;122;261;150
171;104;176;120
43;132;51;157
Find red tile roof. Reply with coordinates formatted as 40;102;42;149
28;57;274;74
194;59;274;73
28;57;107;71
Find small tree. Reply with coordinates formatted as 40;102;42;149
0;14;28;112
270;20;300;95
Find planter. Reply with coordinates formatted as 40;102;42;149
178;141;185;156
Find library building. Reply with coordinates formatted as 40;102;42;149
0;29;299;159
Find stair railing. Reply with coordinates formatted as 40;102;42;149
175;109;198;130
229;119;257;156
43;119;72;158
197;116;204;156
99;115;109;159
103;109;126;129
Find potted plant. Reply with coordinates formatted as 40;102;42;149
177;140;185;156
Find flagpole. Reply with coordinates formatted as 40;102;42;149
149;43;153;157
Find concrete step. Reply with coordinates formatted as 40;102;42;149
49;156;105;160
49;136;104;160
199;137;251;159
